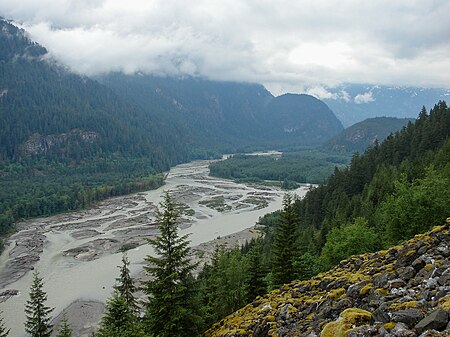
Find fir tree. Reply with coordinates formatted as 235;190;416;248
114;253;138;314
96;291;143;337
272;193;298;288
0;311;9;337
143;192;200;337
25;271;54;337
55;315;72;337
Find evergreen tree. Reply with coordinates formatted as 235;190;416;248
25;271;54;337
272;193;298;288
114;253;138;314
245;242;266;301
96;291;143;337
0;311;9;337
143;192;200;337
55;315;72;337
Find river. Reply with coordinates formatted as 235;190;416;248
0;158;309;336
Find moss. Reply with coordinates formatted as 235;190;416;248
390;301;418;310
321;308;372;337
383;322;396;331
359;283;373;296
340;308;372;325
321;319;353;337
328;288;345;299
424;263;434;271
374;288;389;296
437;297;450;310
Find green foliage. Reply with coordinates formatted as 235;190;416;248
114;254;138;314
209;151;350;184
25;271;54;337
272;193;299;288
96;291;144;337
55;315;72;337
0;311;9;337
378;167;450;244
320;218;380;270
143;193;201;337
0;157;165;236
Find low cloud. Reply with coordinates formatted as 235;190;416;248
1;0;450;91
354;91;375;104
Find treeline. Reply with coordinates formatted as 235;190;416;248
0;157;164;236
209;151;349;185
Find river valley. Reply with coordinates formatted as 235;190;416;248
0;158;309;336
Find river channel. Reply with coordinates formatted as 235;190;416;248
0;158;309;336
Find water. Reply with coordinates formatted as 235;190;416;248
0;158;309;336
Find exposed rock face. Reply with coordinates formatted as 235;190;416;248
19;129;97;157
205;220;450;337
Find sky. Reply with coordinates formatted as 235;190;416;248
1;0;450;96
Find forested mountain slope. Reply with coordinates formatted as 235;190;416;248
196;102;449;334
99;73;344;150
325;117;414;153
0;19;189;167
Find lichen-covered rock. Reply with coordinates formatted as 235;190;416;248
205;221;450;337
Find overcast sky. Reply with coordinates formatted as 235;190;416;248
1;0;449;95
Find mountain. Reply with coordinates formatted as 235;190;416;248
325;117;414;153
261;93;344;146
98;73;344;151
205;220;450;337
0;19;189;169
321;84;450;127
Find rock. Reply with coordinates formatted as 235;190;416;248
391;322;415;336
412;257;427;272
397;266;417;281
391;309;424;328
415;310;449;334
372;308;390;323
389;279;407;289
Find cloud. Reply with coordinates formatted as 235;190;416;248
1;0;449;91
354;91;376;104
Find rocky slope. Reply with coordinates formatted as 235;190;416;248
205;219;450;337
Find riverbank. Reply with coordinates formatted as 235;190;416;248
0;159;308;336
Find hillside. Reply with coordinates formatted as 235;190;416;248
322;84;450;127
99;73;344;150
206;220;450;337
325;117;414;153
0;19;189;167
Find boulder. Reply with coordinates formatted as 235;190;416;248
391;309;424;328
415;309;449;334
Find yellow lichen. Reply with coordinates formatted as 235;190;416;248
321;308;372;337
383;322;396;331
328;288;345;299
359;283;373;296
374;288;389;296
424;264;434;271
437;297;450;310
390;301;418;310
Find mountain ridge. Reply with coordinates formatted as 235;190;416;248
325;117;415;153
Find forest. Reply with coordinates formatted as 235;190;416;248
208;150;350;186
6;101;449;337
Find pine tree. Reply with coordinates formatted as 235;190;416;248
272;193;299;288
114;253;138;314
0;311;10;337
25;271;54;337
55;315;72;337
143;192;200;337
